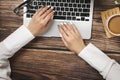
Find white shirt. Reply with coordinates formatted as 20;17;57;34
0;25;120;80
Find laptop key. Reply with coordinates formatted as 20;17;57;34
47;2;50;5
63;0;66;2
34;2;37;5
63;12;66;15
81;13;89;17
56;3;59;6
77;18;81;21
34;6;38;9
67;17;71;20
69;4;72;7
78;4;81;7
53;16;66;20
74;8;77;12
51;3;55;6
58;12;62;15
65;8;69;11
76;13;79;16
71;0;75;3
26;0;91;22
27;14;31;18
67;12;71;15
76;0;79;3
67;0;70;2
28;9;36;14
73;4;77;7
82;4;86;8
85;0;90;3
72;17;76;20
79;8;82;12
83;9;90;12
41;2;46;5
60;3;63;6
58;0;61;2
85;19;89;21
64;3;68;7
81;17;85;21
72;12;75;16
80;0;84;3
57;7;60;11
61;7;64;11
87;4;90;8
70;8;73;11
38;2;41;5
54;12;57;15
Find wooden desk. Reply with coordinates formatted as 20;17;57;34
0;0;120;80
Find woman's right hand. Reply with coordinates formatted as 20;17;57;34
27;6;54;36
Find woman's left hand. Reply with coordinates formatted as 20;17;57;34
59;22;86;54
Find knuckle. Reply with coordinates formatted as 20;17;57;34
40;21;45;25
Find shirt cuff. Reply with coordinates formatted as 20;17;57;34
78;43;112;74
2;25;35;54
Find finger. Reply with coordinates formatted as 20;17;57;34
59;25;69;39
62;23;72;37
70;22;79;33
65;22;76;35
41;7;54;19
70;22;82;38
61;36;68;47
44;11;54;23
45;18;53;29
37;6;49;16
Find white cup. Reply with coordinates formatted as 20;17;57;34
106;14;120;36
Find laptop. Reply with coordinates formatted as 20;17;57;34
23;0;94;39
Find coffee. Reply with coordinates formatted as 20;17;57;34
108;15;120;35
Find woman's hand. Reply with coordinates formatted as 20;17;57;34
59;22;86;54
27;6;54;36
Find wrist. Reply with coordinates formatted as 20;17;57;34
76;44;86;54
27;26;37;36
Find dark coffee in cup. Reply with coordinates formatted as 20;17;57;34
106;14;120;36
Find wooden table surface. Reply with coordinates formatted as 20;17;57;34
0;0;120;80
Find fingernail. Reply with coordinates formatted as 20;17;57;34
47;6;49;7
63;22;67;25
53;11;55;13
51;6;54;9
70;22;73;24
60;23;63;25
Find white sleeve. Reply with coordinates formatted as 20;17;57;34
0;25;35;80
78;43;120;80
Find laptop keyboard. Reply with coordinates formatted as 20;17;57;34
26;0;91;21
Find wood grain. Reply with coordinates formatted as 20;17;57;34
10;49;120;80
0;0;120;80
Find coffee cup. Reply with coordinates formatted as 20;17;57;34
106;14;120;36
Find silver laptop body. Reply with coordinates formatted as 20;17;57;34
23;0;94;39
